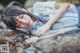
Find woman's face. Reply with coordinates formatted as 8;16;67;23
14;14;33;29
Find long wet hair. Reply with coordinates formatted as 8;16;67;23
2;1;38;31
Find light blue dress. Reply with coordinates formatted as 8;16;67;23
30;1;79;35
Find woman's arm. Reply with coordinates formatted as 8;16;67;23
47;3;70;26
36;3;70;36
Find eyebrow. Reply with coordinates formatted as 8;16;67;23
13;18;20;27
13;17;18;23
13;17;19;24
17;22;21;28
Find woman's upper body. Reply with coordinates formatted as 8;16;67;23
30;1;79;35
2;1;79;36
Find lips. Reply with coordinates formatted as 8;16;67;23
27;22;31;26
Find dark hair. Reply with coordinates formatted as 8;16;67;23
2;1;36;31
2;1;46;32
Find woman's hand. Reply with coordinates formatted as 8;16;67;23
36;23;51;36
23;37;39;46
29;37;39;44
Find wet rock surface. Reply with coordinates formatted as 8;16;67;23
33;32;80;53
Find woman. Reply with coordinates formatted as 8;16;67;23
2;0;79;36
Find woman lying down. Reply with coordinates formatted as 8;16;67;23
2;0;80;47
